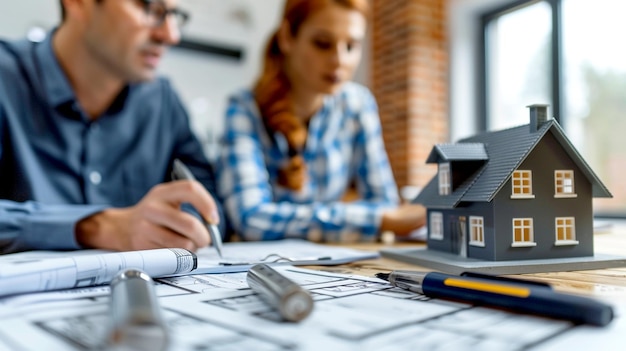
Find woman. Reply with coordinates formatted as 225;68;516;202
217;0;426;242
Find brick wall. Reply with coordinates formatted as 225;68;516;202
371;0;449;191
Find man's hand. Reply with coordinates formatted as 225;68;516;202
75;180;220;252
380;204;427;236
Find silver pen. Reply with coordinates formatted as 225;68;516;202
171;158;224;258
106;269;169;351
247;263;314;322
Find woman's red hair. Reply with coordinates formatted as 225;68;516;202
254;0;370;191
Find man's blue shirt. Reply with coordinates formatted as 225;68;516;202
0;33;224;253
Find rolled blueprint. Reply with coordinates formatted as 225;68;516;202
0;248;197;297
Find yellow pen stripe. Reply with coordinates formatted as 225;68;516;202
444;278;531;297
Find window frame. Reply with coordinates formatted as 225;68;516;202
555;216;579;245
438;163;451;196
512;218;537;247
430;212;444;240
511;170;535;199
469;216;486;247
478;0;563;132
554;170;577;198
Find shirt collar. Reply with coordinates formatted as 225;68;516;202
35;29;133;118
34;29;76;109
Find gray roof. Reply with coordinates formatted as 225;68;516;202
425;143;488;163
415;120;612;209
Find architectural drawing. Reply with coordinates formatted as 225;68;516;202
0;267;576;350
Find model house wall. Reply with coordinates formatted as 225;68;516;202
418;105;611;261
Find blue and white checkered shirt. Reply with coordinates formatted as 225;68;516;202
217;82;400;242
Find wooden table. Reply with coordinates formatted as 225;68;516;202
309;221;626;304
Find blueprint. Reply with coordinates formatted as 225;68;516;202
1;266;621;350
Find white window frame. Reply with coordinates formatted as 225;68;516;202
469;216;485;247
438;163;451;195
555;217;579;245
511;170;535;199
430;212;444;240
511;218;537;247
555;170;577;198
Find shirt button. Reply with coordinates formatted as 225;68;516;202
89;171;102;185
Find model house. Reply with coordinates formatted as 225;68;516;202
415;105;612;261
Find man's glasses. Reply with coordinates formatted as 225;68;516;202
136;0;190;29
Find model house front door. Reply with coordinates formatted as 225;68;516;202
458;216;467;257
450;216;467;257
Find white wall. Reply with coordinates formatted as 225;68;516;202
0;1;59;38
160;0;286;160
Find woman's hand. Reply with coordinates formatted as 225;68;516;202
381;204;427;236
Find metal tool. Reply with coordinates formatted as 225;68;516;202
106;269;169;351
247;263;314;322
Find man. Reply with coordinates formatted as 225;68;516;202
0;0;224;254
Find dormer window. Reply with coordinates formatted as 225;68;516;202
555;170;577;198
511;170;534;199
438;163;451;195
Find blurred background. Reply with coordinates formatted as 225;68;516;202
1;0;624;217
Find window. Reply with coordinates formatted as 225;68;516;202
469;216;485;247
555;217;578;245
555;170;576;197
512;218;536;247
482;1;552;131
430;212;444;240
481;0;626;216
511;170;534;198
438;163;451;195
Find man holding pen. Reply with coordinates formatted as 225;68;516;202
0;0;224;253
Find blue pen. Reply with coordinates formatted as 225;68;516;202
376;270;614;326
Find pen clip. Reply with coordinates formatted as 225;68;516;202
460;271;552;289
